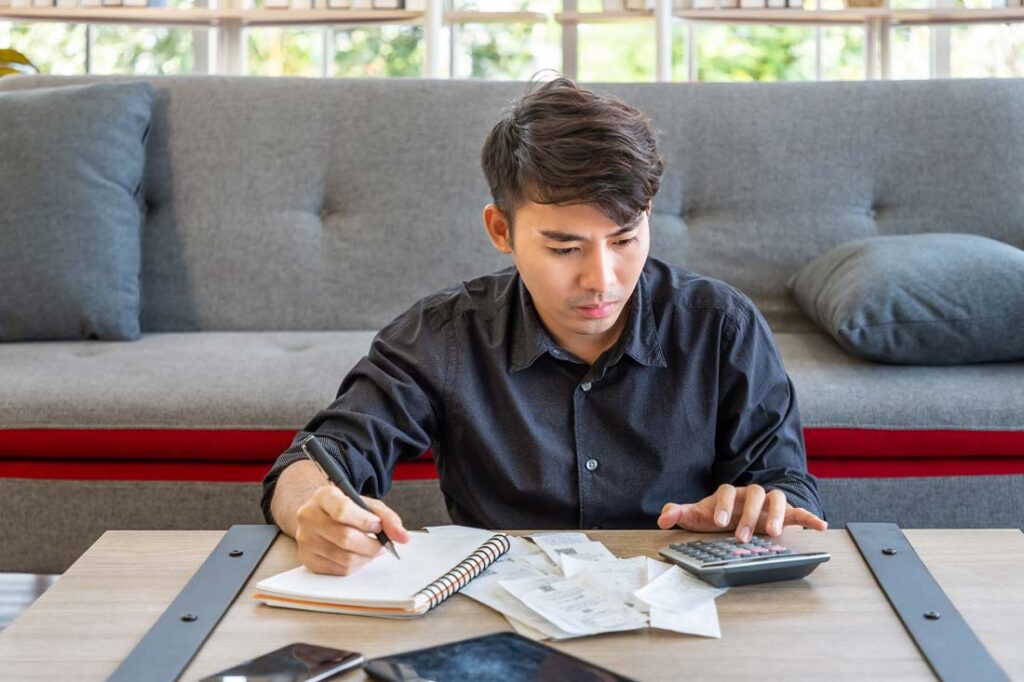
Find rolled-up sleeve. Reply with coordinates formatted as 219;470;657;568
260;301;449;524
712;303;826;521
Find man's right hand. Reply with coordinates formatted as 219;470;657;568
294;484;410;576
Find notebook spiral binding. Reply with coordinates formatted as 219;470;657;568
416;534;511;611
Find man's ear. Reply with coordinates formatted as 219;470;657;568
483;204;513;254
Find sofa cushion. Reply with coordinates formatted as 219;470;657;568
0;80;155;341
0;331;1022;481
778;332;1024;476
0;331;374;430
4;330;1020;431
787;234;1024;364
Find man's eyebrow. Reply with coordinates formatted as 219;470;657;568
539;223;639;243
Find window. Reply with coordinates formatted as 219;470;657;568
248;27;325;77
1;23;85;74
91;26;195;74
333;25;423;77
696;25;817;82
3;0;1024;81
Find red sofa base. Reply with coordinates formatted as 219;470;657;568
1;428;1022;482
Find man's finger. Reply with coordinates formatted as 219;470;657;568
300;552;348;576
316;486;383;533
657;503;684;529
784;506;828;531
308;548;372;576
321;525;384;558
713;484;737;528
366;498;410;543
762;490;787;537
735;484;766;543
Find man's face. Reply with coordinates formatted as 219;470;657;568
486;200;651;352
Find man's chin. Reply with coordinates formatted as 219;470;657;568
566;314;619;336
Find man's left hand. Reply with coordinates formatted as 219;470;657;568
657;483;827;543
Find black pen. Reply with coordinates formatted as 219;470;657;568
301;435;401;560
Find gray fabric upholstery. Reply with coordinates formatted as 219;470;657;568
0;331;374;429
2;331;1021;431
817;476;1024;530
777;333;1024;430
1;76;1021;334
1;475;1018;574
788;234;1024;364
0;478;449;574
0;81;155;341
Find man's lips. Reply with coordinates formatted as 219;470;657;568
575;301;619;318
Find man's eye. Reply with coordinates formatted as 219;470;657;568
549;247;579;256
615;237;639;247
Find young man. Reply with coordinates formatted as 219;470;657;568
262;77;827;576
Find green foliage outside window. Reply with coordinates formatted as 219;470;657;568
334;25;422;77
92;25;194;74
0;23;86;74
248;27;323;77
1;0;1022;81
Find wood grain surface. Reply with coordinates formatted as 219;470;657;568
0;528;1020;681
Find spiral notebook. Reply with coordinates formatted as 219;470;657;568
253;530;510;618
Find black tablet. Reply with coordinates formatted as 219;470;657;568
364;632;636;682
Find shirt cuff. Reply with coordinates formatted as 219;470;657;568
260;436;348;525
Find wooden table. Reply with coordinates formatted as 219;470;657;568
0;528;1021;681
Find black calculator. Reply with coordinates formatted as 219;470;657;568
659;535;830;587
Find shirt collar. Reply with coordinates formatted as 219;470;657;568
508;267;668;373
508;274;560;372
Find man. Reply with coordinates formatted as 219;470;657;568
262;76;827;577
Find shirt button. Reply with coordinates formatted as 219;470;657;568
585;458;599;472
580;382;592;392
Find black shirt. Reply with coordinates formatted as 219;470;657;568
261;257;825;529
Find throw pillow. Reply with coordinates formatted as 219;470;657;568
0;80;156;341
787;233;1024;364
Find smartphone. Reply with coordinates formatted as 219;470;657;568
364;632;635;682
198;642;364;682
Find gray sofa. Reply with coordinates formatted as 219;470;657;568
2;74;1022;574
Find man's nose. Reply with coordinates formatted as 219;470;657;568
580;246;616;294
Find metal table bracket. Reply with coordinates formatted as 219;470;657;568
108;524;279;682
847;522;1008;681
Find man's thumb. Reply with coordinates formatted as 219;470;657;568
657;503;686;529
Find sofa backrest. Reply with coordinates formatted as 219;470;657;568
4;75;1023;333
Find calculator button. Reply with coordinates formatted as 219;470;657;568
732;549;752;556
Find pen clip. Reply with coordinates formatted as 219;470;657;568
300;436;329;481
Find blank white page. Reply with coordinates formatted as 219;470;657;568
255;531;499;609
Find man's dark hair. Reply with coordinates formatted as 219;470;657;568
480;73;664;239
